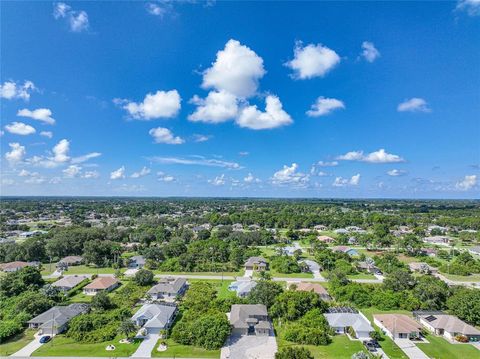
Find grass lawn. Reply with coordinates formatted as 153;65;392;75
151;339;220;358
62;265;121;275
416;334;480;359
188;279;236;299
32;335;142;357
0;329;36;356
277;333;366;359
67;291;94;303
268;269;314;278
347;273;377;280
153;270;242;277
441;273;480;282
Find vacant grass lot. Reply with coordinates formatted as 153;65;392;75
153;270;242;277
416;334;480;359
276;332;366;359
0;329;36;356
188;278;236;299
268;269;314;278
32;335;142;357
61;265;121;275
151;339;220;358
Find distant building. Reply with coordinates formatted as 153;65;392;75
244;257;268;272
229;280;257;298
332;246;359;257
128;255;146;269
422;236;453;247
373;314;422;340
468;246;480;256
83;277;119;295
27;304;89;335
291;282;331;301
314;225;328;231
52;275;88;292
317;235;334;243
0;261;35;272
230;304;271;336
57;256;83;267
147;277;187;301
408;262;438;274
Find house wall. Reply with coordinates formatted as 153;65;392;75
232;327;248;336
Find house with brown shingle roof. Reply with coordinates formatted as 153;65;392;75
83;276;119;295
291;282;332;301
0;261;34;272
373;314;422;340
57;256;83;267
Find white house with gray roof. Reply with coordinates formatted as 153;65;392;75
324;309;373;339
147;277;187;301
131;304;177;333
51;275;88;292
27;304;89;335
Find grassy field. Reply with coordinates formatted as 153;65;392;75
276;332;366;359
0;329;36;357
62;265;122;275
153;270;242;277
416;334;480;359
32;335;142;357
151;339;220;358
441;273;480;281
268;269;314;278
188;278;236;299
67;291;94;303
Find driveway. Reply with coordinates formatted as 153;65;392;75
243;269;253;278
221;333;277;359
10;335;46;357
301;259;325;280
131;332;159;358
394;339;429;359
124;268;139;277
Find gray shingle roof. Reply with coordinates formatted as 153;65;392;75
147;277;187;295
27;304;89;328
230;304;268;329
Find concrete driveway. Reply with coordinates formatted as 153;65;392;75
221;334;277;359
243;269;253;278
10;335;46;357
301;259;325;280
394;339;429;359
131;332;159;358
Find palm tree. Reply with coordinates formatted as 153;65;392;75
118;319;137;339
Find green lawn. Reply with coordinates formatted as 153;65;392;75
417;334;480;359
153;270;242;277
267;269;314;278
276;333;366;359
440;273;480;282
151;339;220;358
188;279;236;299
67;291;94;303
0;329;36;357
61;265;121;275
347;273;377;280
32;335;142;357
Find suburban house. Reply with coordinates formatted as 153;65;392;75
131;303;177;333
83;276;119;295
230;304;271;336
128;255;146;269
0;261;35;272
324;308;373;339
57;256;83;267
52;275;88;292
333;246;359;257
408;262;438;274
373;314;422;340
417;313;480;342
27;304;89;335
334;228;349;235
147;277;187;301
356;261;380;274
468;246;480;256
232;223;244;231
244;257;268;272
423;236;453;247
291;282;332;301
420;248;437;257
317;235;334;243
314;224;328;231
228;280;257;298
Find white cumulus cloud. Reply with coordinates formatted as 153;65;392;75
52;139;70;163
397;98;431;113
119;90;181;120
456;0;480;16
110;166;126;180
202;39;265;98
0;80;36;101
336;149;405;163
307;97;345;117
189;90;238;123
149;127;184;144
17;108;56;125
209;174;226;186
456;175;477;191
272;163;309;186
361;41;380;62
333;174;361;187
236;95;292;130
4;122;36;136
131;167;151;178
83;170;100;179
71;152;101;164
5;143;26;165
63;165;82;178
40;131;53;138
286;42;340;80
387;169;407;177
53;2;89;32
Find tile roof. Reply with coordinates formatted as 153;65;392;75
374;314;422;334
83;276;119;290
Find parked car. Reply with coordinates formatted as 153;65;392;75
363;340;376;352
370;339;380;348
39;336;51;343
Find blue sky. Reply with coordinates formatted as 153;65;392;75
1;1;479;198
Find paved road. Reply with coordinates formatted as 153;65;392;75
394;339;429;359
221;333;277;359
433;273;480;288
